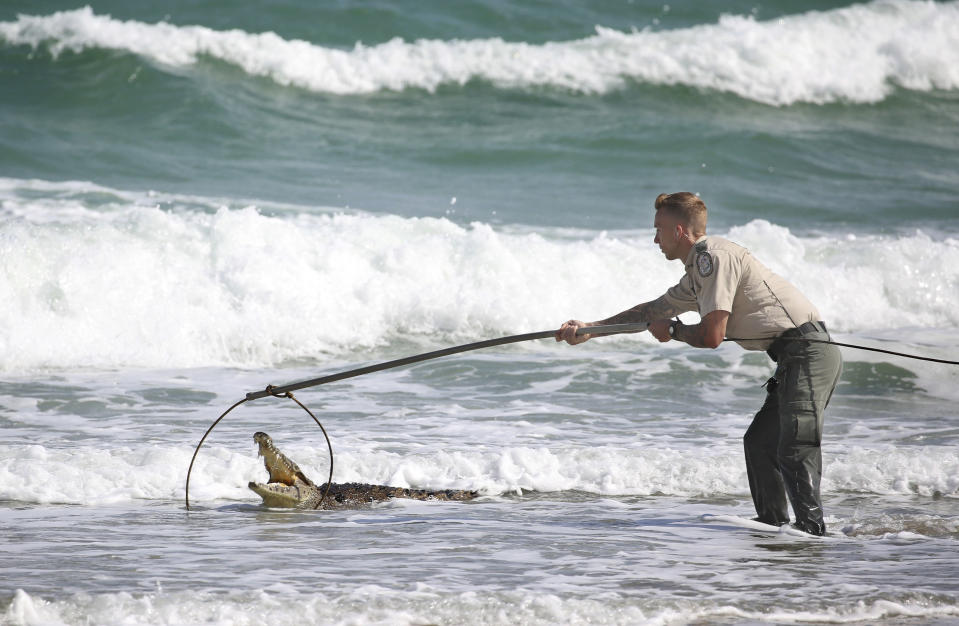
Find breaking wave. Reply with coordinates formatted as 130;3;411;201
2;2;959;105
0;440;955;505
1;178;958;371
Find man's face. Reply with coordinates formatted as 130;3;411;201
653;210;682;261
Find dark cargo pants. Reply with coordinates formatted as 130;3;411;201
743;322;842;535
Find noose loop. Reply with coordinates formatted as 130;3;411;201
186;325;649;511
185;386;334;510
186;322;956;511
277;390;334;510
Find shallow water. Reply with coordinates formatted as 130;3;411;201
2;346;958;624
2;0;958;623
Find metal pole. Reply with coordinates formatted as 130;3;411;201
245;322;648;401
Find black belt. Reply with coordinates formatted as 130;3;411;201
781;320;828;337
767;321;828;361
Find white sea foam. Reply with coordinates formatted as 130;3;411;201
1;440;954;505
0;179;670;370
6;587;959;626
2;2;958;105
1;179;957;372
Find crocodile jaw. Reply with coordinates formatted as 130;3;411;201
248;480;315;508
253;431;300;486
249;431;318;507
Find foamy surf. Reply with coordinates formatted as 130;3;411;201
2;588;656;626
5;587;959;626
2;1;959;104
1;441;954;505
3;2;958;622
1;178;957;372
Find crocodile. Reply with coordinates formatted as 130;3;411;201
248;431;478;509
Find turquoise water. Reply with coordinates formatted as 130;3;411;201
1;2;958;624
2;1;958;231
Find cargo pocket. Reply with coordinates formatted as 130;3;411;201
787;401;822;446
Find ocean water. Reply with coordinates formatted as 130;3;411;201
1;1;958;625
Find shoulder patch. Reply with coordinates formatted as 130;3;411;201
696;250;714;278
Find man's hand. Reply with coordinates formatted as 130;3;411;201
555;319;592;345
649;311;729;348
648;319;672;343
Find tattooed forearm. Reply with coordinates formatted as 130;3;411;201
673;322;710;348
593;295;680;326
673;310;728;350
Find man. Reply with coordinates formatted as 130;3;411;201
556;192;842;535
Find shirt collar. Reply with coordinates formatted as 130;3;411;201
684;235;708;267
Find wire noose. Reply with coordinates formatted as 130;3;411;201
185;323;958;511
184;386;334;511
276;389;335;510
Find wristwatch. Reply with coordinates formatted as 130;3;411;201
668;319;681;338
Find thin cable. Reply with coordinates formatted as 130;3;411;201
724;336;959;365
280;390;334;510
187;324;648;510
185;396;248;510
186;390;336;510
187;324;954;510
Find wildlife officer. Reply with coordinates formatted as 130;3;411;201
556;192;842;535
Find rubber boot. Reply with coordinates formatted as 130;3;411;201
743;378;790;526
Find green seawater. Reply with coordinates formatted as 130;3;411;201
2;0;957;233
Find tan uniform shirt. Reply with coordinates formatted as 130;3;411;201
662;236;821;350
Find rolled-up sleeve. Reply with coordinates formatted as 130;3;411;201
663;274;699;313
